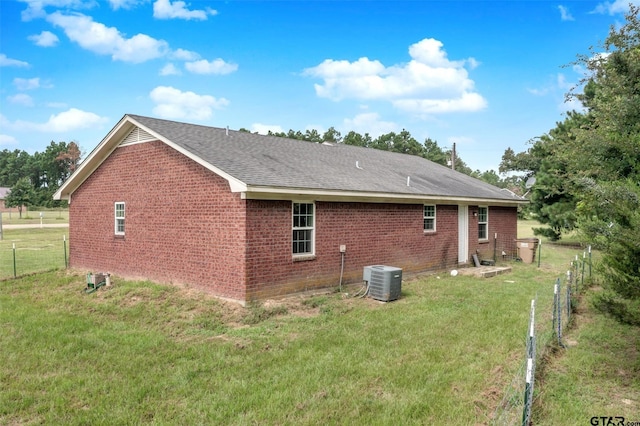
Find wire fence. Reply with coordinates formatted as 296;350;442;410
0;235;68;280
492;246;593;425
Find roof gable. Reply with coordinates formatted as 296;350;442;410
119;126;155;146
54;114;526;206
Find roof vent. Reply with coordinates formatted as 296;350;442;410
120;127;154;146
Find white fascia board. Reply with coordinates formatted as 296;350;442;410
127;118;248;193
54;115;248;201
53;115;135;200
241;186;528;206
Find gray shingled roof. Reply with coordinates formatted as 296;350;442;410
129;114;523;203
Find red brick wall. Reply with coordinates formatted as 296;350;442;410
70;141;519;302
69;141;247;300
244;202;462;300
468;205;518;262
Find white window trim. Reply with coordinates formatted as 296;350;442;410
115;202;125;236
423;204;436;232
478;206;488;241
292;201;315;256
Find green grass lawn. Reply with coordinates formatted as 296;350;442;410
518;218;584;247
0;228;68;279
1;243;571;425
1;221;636;424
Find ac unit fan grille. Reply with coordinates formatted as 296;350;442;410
364;265;402;302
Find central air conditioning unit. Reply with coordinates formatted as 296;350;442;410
363;265;402;302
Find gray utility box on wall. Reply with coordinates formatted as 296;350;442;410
363;265;402;302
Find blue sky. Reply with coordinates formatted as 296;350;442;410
0;0;636;172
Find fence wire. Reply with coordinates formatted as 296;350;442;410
492;294;555;425
0;236;68;280
493;245;592;426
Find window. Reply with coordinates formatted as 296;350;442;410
478;206;488;240
423;205;436;232
115;202;125;235
292;202;314;255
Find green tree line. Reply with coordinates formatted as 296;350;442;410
499;5;640;324
0;141;80;215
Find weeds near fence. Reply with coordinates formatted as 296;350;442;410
492;245;593;425
0;228;68;279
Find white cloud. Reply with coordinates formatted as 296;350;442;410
8;108;108;132
20;0;91;21
0;54;29;68
527;87;549;96
558;5;575;21
593;0;640;15
47;11;169;63
556;73;573;90
0;134;18;145
185;59;238;75
393;92;488;114
160;63;181;76
39;108;107;132
170;48;200;61
153;0;218;20
150;86;229;120
342;112;397;138
304;38;486;115
559;96;585;113
28;30;60;47
251;123;284;134
466;57;480;70
527;73;575;97
408;38;463;67
14;77;41;91
108;0;144;10
8;94;35;107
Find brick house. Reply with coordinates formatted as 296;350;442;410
0;187;9;211
54;114;526;303
0;187;25;214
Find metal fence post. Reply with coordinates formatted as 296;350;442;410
574;255;580;293
63;235;68;268
566;271;572;324
588;245;592;278
522;299;536;426
581;252;586;287
554;278;564;347
552;282;557;337
12;242;17;278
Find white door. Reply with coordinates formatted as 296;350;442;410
458;205;469;264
